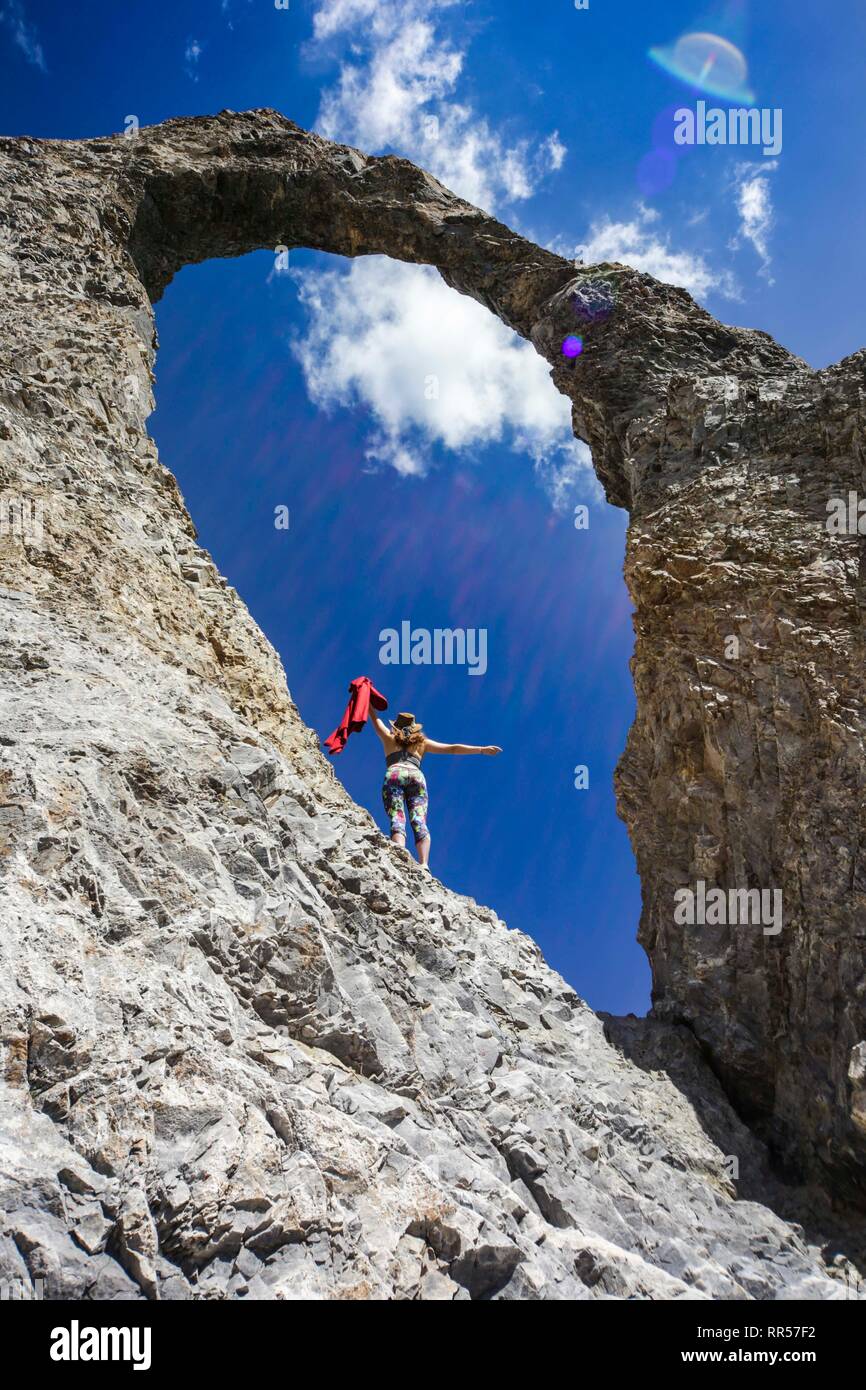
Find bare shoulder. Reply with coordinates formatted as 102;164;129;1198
373;715;396;749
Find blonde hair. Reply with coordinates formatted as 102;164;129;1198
391;711;425;754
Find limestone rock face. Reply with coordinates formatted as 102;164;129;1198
0;110;863;1300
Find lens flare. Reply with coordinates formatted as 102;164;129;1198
637;148;677;197
648;32;754;102
562;335;583;358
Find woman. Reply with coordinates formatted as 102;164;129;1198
370;710;501;870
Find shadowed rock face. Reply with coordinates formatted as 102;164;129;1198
0;108;863;1300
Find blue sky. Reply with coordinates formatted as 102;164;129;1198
3;1;863;1014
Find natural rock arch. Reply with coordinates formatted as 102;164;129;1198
0;109;864;1298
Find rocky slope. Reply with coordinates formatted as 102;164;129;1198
0;110;863;1299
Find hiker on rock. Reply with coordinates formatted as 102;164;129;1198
370;710;501;871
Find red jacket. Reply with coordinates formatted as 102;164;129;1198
323;676;388;755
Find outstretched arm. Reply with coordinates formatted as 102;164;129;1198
424;739;502;756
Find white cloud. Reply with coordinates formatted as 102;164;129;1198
184;37;203;80
316;17;460;151
0;1;45;71
567;205;740;301
312;0;395;42
730;162;777;283
543;132;567;172
535;448;599;514
309;0;565;213
290;257;593;507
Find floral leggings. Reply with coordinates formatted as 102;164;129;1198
381;764;430;844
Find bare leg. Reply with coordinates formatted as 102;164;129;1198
390;830;407;850
416;834;431;867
